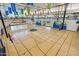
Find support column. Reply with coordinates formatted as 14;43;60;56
0;11;8;37
62;3;68;29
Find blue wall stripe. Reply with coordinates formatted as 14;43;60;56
8;7;12;14
11;3;16;12
5;11;9;15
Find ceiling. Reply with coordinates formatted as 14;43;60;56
1;3;79;16
16;3;64;11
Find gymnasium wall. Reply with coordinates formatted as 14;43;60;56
65;20;79;31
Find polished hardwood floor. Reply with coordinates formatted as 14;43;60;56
1;26;79;56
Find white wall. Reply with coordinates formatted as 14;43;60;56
65;20;79;31
11;25;27;31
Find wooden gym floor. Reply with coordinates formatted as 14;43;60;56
1;26;79;56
